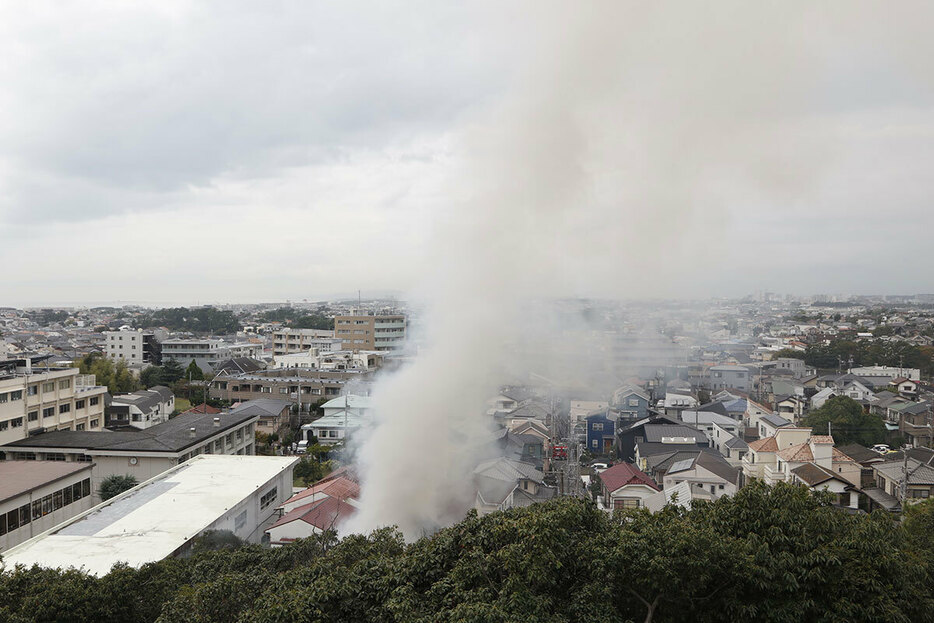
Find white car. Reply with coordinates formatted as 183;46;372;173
871;444;890;454
590;462;609;472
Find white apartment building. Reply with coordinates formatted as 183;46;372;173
0;359;108;446
161;339;262;373
272;328;341;356
104;329;162;367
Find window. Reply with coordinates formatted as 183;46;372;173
235;510;247;531
10;418;23;428
59;379;71;390
27;385;38;396
43;406;55;418
27;411;38;422
82;479;90;497
53;491;64;510
76;423;85;431
90;419;99;428
259;487;278;510
45;453;65;461
42;382;55;392
7;509;20;531
75;399;85;409
279;388;288;394
59;403;71;414
76;454;92;462
592;439;598;448
10;391;22;401
0;393;7;403
614;499;640;509
628;398;639;407
0;421;7;431
592;423;603;431
90;397;99;406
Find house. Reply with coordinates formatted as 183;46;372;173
643;480;692;512
775;395;806;421
810;387;838;411
266;496;358;546
321;394;372;418
756;413;793;440
836;444;887;488
611;385;650;420
867;458;934;510
301;411;365;446
742;427;812;482
586;411;616;455
599;462;660;510
279;475;360;513
634;424;709;472
212;357;266;376
743;398;775;429
228;398;292;436
473;457;556;515
616;415;683;463
789;463;859;509
106;385;175;429
661;392;698;417
707;365;753;392
1;455;298;575
678;410;741;444
662;452;740;501
899;401;933;448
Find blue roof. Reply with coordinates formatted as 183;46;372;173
723;398;747;413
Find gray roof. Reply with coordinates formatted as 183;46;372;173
229;398;291;418
473;457;544;482
643;424;706;443
761;413;792;428
874;459;934;486
110;386;173;412
723;436;749;450
4;410;258;454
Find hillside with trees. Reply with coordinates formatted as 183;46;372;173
0;482;931;623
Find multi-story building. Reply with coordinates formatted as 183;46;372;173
271;328;341;356
209;369;368;412
0;409;259;498
104;329;162;367
161;339;262;373
0;358;108;446
334;313;406;352
106;386;175;429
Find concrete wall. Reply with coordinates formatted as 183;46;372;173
0;469;94;552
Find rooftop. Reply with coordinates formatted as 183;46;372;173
0;461;94;505
4;409;258;454
1;455;298;576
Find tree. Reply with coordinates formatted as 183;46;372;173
801;395;886;446
771;348;805;360
185;360;204;381
161;358;185;384
139;365;164;388
98;474;139;501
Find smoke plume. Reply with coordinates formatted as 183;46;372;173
344;1;932;537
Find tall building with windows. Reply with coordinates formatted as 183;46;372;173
104;329;162;367
0;358;108;446
271;328;342;356
334;313;406;352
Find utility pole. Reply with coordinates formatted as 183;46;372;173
901;449;909;504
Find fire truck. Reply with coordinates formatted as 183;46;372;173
551;444;568;460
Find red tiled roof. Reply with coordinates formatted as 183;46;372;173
182;403;221;415
269;496;357;532
749;436;778;452
809;435;834;445
283;476;360;506
600;462;660;493
317;465;359;485
777;442;813;462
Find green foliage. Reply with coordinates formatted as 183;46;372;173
260;307;333;331
185;360;205;381
802;395;887;446
98;474;139;501
161;359;185;385
1;485;932;623
136;307;241;335
771;348;806;360
139;366;165;389
75;353;140;394
293;452;333;487
805;339;934;376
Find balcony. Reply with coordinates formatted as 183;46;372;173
763;464;787;484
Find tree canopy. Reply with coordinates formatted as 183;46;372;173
0;482;930;623
136;307;241;334
801;395;887;446
98;475;139;501
74;353;139;394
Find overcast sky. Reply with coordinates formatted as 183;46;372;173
1;1;932;307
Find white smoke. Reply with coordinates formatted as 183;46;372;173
345;1;934;537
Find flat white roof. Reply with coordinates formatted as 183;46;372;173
2;455;297;576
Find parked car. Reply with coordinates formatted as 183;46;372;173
296;440;309;454
590;462;609;472
871;444;891;454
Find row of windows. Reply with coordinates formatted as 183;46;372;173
0;479;91;536
259;486;278;510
